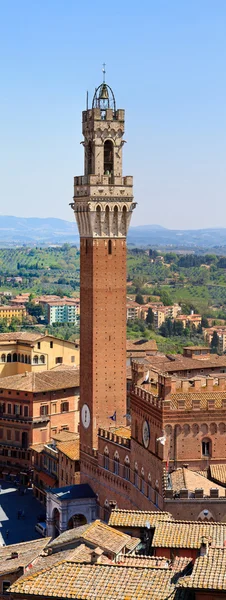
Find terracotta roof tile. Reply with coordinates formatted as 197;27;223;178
0;538;51;575
126;339;157;352
210;464;226;485
152;520;226;549
170;468;226;496
109;509;174;528
0;369;79;392
49;521;139;556
51;431;79;443
109;426;131;439
179;547;226;590
144;353;226;374
9;562;189;599
57;439;80;461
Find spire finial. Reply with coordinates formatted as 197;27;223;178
102;62;106;83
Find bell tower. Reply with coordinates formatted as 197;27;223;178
71;76;135;451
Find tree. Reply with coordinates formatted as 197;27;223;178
146;308;154;325
149;249;158;259
211;331;220;354
201;316;209;328
135;293;144;305
25;302;44;318
160;290;172;306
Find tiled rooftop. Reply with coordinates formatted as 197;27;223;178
109;509;174;528
49;520;140;555
9;562;189;599
109;426;131;439
116;555;170;568
0;369;79;392
210;464;226;485
142;352;226;374
180;547;226;591
57;439;80;461
52;431;79;443
0;538;51;575
0;332;42;343
152;520;226;549
23;544;111;577
170;467;226;496
126;339;157;352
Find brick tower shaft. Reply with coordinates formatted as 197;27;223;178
71;79;135;450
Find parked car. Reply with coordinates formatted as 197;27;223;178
35;522;47;537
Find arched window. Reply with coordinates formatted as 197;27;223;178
104;140;114;174
17;353;20;362
202;438;211;457
134;462;138;488
113;205;118;237
1;354;5;363
25;355;27;364
27;355;31;364
148;473;152;499
95;205;101;236
141;467;145;494
104;446;109;470
40;355;45;364
13;353;17;363
113;451;119;476
7;354;11;363
21;354;24;363
122;205;127;236
33;355;38;365
104;205;110;237
124;456;130;481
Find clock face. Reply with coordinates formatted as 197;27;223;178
81;404;91;429
142;420;150;448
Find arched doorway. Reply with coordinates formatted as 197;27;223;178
52;507;60;538
67;514;87;529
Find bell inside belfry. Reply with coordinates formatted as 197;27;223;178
99;83;109;100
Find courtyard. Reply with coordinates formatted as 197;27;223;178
0;481;45;545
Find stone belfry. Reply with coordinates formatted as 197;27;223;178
71;74;135;451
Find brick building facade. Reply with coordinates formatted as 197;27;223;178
0;369;79;480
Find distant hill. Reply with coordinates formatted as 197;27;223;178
0;216;226;249
0;216;79;245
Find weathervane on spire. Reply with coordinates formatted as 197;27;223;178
102;62;106;83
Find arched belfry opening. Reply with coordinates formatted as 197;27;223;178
87;141;93;175
104;140;114;175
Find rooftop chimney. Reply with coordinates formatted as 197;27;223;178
91;547;104;564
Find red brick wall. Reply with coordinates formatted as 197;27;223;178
80;238;127;450
163;412;226;470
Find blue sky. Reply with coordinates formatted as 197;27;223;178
0;0;225;229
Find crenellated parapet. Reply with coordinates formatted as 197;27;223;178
98;427;131;449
